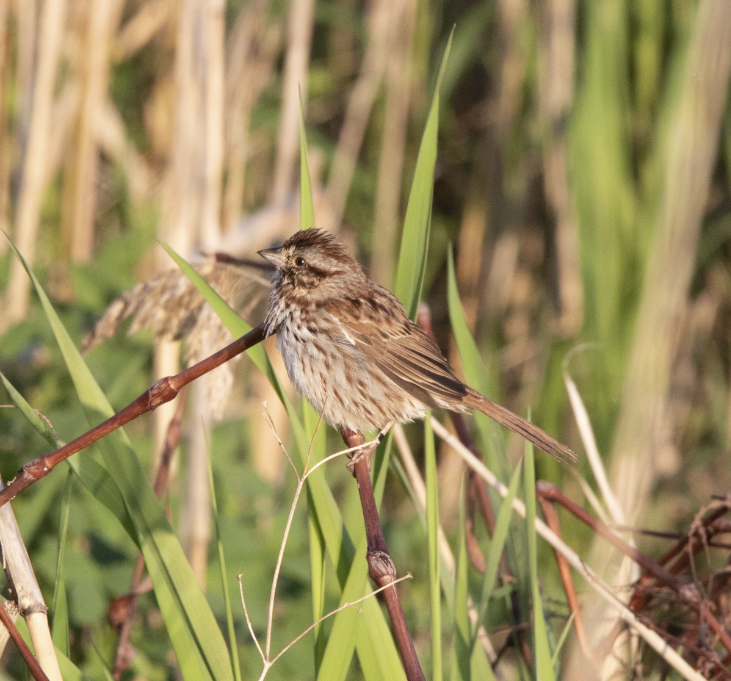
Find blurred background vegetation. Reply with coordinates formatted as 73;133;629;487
0;0;730;678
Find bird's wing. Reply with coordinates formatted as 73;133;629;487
324;296;468;407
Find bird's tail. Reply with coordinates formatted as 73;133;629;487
463;388;576;464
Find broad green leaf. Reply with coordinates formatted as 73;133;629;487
9;241;233;681
0;371;134;540
395;30;453;319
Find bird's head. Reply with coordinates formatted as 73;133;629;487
258;229;364;302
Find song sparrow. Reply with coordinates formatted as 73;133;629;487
259;229;575;463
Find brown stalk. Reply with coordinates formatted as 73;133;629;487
0;603;49;681
0;324;266;511
340;428;426;681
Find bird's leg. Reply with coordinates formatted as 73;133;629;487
343;421;394;474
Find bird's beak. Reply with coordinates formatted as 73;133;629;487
258;247;286;269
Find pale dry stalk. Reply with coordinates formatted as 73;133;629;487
2;0;67;330
270;0;315;203
430;417;708;681
61;0;121;264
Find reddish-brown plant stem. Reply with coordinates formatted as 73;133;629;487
111;385;189;679
0;603;49;681
0;324;266;510
340;428;425;681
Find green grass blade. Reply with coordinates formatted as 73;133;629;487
524;441;555;681
299;95;315;230
425;415;442;681
51;470;73;656
474;460;523;641
8;241;233;681
449;481;471;681
394;30;453;319
551;610;576;670
207;432;241;681
446;246;508;481
304;404;328;673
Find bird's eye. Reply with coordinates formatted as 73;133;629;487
294;256;307;267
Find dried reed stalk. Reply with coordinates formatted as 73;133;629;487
2;0;67;330
270;0;315;203
61;0;120;264
222;0;279;231
0;0;10;254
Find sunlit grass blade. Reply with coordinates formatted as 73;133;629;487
425;415;442;681
395;29;453;319
449;481;471;681
524;440;555;681
51;470;73;656
304;404;328;672
8;241;233;681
